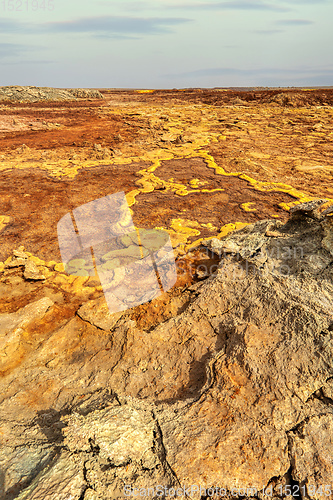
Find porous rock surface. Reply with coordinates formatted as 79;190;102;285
0;202;333;499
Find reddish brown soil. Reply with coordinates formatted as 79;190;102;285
1;88;332;286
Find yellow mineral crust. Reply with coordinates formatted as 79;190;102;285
1;99;332;269
0;215;10;233
241;202;257;212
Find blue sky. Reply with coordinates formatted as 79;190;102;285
0;0;332;88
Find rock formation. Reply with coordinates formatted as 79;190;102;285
0;86;104;102
0;201;332;499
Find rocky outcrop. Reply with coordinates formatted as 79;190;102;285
69;88;105;99
4;246;46;280
0;86;104;102
0;201;333;499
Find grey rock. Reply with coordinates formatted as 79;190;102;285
0;86;104;103
15;451;86;500
0;445;54;498
322;219;333;257
63;406;158;467
289;198;327;220
204;237;240;255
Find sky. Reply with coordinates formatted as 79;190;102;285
0;0;332;88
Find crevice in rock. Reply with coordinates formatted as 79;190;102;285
77;460;89;500
75;311;109;332
286;466;302;499
286;432;303;500
310;387;333;406
35;407;70;444
112;391;122;406
287;417;309;437
78;489;88;500
88;437;100;456
151;412;182;489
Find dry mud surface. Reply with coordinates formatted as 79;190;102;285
0;87;333;499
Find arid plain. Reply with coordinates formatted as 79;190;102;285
0;87;333;499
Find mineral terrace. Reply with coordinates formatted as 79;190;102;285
0;86;333;499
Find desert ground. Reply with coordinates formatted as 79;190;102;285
1;87;333;265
